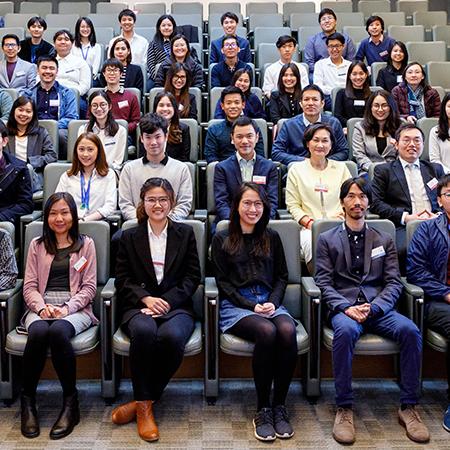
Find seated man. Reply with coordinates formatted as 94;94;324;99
214;116;278;224
0;34;36;95
25;55;78;160
0;121;33;223
304;8;355;78
209;12;251;64
315;177;429;445
371;123;444;262
119;113;192;222
407;173;450;433
204;86;265;163
262;35;309;98
18;16;55;64
313;32;351;111
210;35;252;88
271;84;348;165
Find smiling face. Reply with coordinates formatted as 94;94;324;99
341;183;369;220
278;41;296;63
349;64;367;89
282;67;297;91
306;128;332;160
144;186;172;224
38;60;58;84
234;72;251;93
390;44;405;64
29;21;44;40
405;64;425;89
327;38;344;61
90;95;110;122
120;14;135;33
155;96;175;121
221;93;244;121
76;137;98;171
221;38;239;59
48;199;73;237
395;127;424;163
172;38;188;61
222;17;238;35
368;19;383;38
140;127;167;161
320;13;337;34
171;69;187;91
79;20;91;38
14;101;33;128
232;124;258;160
2;38;19;61
371;94;390;122
54;33;72;56
113;41;130;64
300;89;324;120
238;188;264;231
159;18;174;38
103;65;121;85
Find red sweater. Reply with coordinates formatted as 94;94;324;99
105;89;140;134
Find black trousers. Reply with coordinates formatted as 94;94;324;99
123;312;194;401
426;301;450;400
22;320;76;397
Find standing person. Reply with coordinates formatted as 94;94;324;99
72;17;102;79
112;177;201;442
315;177;429;445
20;192;97;439
212;183;297;442
429;93;450;173
376;41;409;92
19;17;55;64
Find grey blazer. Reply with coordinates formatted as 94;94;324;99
0;58;37;94
352;121;397;173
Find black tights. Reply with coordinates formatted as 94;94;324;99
229;314;297;410
22;320;76;397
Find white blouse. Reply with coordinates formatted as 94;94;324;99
15;135;28;162
71;43;102;77
429;124;450;174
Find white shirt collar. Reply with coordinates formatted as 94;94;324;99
399;156;420;169
147;220;168;239
236;151;256;164
303;114;322;127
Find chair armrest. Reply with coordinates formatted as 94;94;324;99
105;212;122;228
20;211;43;224
101;277;116;300
193;209;208;222
204;277;219;386
100;278;117;382
0;280;24;334
302;276;321;299
400;277;424;332
366;213;380;220
277;209;293;220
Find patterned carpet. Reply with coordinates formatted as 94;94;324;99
0;379;449;449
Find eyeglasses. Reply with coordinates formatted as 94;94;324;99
173;75;186;80
320;15;335;23
104;68;121;74
440;192;450;199
241;200;264;210
144;197;170;206
327;44;343;49
91;102;108;110
399;137;422;145
372;103;390;110
223;42;238;48
3;43;17;48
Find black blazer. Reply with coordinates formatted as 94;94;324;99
115;220;201;326
268;90;302;124
371;159;444;227
18;38;55;63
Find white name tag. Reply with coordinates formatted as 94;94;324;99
371;245;386;259
396;75;403;83
252;175;266;185
314;183;328;193
16;71;25;76
379;50;388;57
49;99;59;107
65;69;75;74
427;177;438;190
73;256;88;272
354;99;365;106
118;100;129;109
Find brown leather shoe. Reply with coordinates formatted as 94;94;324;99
136;400;159;442
332;407;356;444
398;405;430;443
111;401;137;425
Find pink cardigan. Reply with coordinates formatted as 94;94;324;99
23;236;99;325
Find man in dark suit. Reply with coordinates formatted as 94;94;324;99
371;123;444;262
315;177;428;445
213;116;278;224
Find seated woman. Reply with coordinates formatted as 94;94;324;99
163;63;198;121
376;41;408;92
335;61;371;131
56;132;117;221
211;182;297;442
0;228;18;290
269;63;302;126
286;123;351;267
392;61;440;123
18;16;55;64
214;67;266;120
112;177;201;442
80;91;127;170
429;93;450;173
353;90;401;174
20;192;97;439
154;34;203;89
153;91;191;162
5;96;57;191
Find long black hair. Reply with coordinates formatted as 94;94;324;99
344;60;371;99
277;62;302;100
74;17;97;47
437;92;450;142
7;96;39;135
153;14;177;48
87;90;119;137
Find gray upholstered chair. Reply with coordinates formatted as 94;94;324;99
204;219;321;403
101;219;206;399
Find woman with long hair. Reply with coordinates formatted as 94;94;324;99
55;132;117;221
163;62;198;120
212;182;297;442
112;177;200;442
335;61;371;130
153;91;191;162
5;96;56;191
376;41;408;92
429;93;450;173
20;192;97;439
353;90;401;173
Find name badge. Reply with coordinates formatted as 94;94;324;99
371;245;386;259
73;256;88;272
396;75;403;83
427;177;438;190
16;71;25;76
104;141;116;146
314;183;328;193
379;50;388;57
65;69;75;74
354;99;365;106
252;175;266;185
338;71;347;77
118;100;129;109
49;99;59;107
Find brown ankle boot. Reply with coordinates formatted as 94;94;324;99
111;401;137;425
136;400;159;442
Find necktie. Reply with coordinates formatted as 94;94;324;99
407;163;428;214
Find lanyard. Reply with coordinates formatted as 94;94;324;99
80;172;92;211
80;45;90;61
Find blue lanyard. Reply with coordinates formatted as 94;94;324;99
80;172;92;210
80;45;90;61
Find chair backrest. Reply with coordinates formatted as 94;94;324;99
426;61;450;90
0;2;13;17
290;13;318;30
345;161;358;178
371;61;387;86
208;3;241;16
43;28;61;42
342;25;367;44
206;160;218;214
406;219;422;249
180;118;200;162
347;117;362;161
358;0;391;18
298;26;322;51
0;221;15;249
373;11;406;27
38;119;59;158
45;14;80;30
88;14;121;35
336;12;365;28
4;13;36;28
283;2;315;24
134;13;160;28
416;116;438;161
246;2;279;16
96;2;127;14
396;0;429;15
171;2;203;15
95;27;114;45
172;13;203;30
134;3;166;15
134;27;156;42
413;11;447;33
58;2;91;15
388;24;425;42
321;1;353;12
67;119;88;161
406;41;447;64
20;1;52;15
0;27;24;41
3;87;18;102
253;27;291;48
43;162;71;205
248;13;283;32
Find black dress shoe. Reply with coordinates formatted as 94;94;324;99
21;394;39;438
49;391;80;440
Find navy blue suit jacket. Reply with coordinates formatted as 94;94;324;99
214;154;278;221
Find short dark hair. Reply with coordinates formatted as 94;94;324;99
36;55;58;68
231;116;258;135
139;113;168;136
326;32;345;46
0;120;7;138
221;34;238;48
318;8;337;23
53;29;74;43
366;15;385;32
437;174;450;197
394;122;425;142
276;35;296;48
118;8;136;22
101;57;124;73
27;16;47;30
220;12;239;25
340;177;372;204
220;85;245;103
2;34;20;46
300;84;325;101
302;122;335;152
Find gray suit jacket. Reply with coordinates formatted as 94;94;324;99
352;121;397;173
0;58;36;94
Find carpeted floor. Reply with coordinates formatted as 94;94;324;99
0;379;449;449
